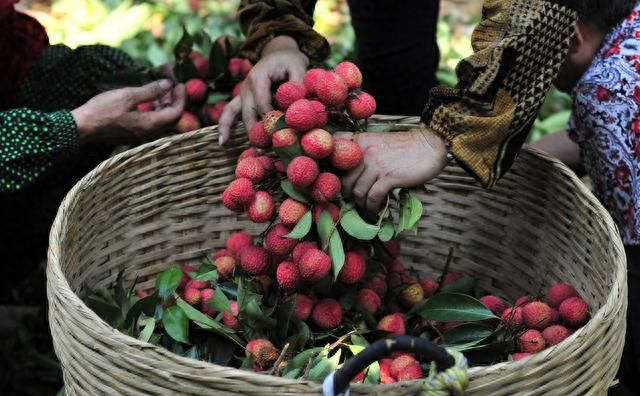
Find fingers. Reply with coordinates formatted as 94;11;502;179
125;79;173;107
252;75;274;116
351;164;379;209
127;84;186;139
288;63;306;82
341;161;365;199
366;179;392;213
241;88;260;133
218;96;242;145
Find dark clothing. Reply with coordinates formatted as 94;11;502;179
621;246;640;394
347;0;440;115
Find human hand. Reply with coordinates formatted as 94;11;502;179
337;127;448;213
218;35;308;145
72;79;186;145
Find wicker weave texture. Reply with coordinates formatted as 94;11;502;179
48;116;626;395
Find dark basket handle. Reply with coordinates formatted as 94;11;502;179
322;336;456;396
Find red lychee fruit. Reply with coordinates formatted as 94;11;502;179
255;274;274;295
559;297;589;327
276;81;307;110
518;329;546;353
222;301;239;330
334;61;362;90
316;72;348;107
231;82;242;98
303;68;326;96
501;306;524;327
330;138;363;171
312;203;340;223
299;248;331;282
357;288;381;313
542;324;572;346
443;273;462;285
292;241;317;264
186;79;207;104
177;112;201;133
263;110;285;136
235;157;266;183
265;224;299;256
512;353;531;361
419;278;439;297
203;101;227;124
293;294;314;321
272;128;299;147
523;301;555;330
285;99;318;131
287;156;319;188
480;295;506;316
248;121;272;149
179;265;194;289
239;147;260;161
310;100;328;128
215;255;236;280
339;251;366;284
390;355;422;381
351;371;365;383
301;128;334;159
137;102;153;112
397;361;423;382
186;279;209;290
226;231;253;256
222;178;255;210
384;240;401;257
246;339;279;370
550;308;560;325
364;274;387;298
377;313;405;336
257;156;273;171
213;250;231;260
547;283;579;309
184;288;201;305
387;259;406;274
136;289;154;298
228;57;252;79
515;295;533;307
190;51;210;79
346;91;376;120
276;261;302;293
400;283;425;307
274;160;286;173
379;359;396;384
312;298;343;329
247;191;275;223
240;246;271;276
200;288;216;316
278;198;309;228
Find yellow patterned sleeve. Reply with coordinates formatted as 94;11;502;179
423;0;578;187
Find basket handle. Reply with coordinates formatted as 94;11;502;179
322;336;463;396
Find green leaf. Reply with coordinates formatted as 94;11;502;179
442;323;494;346
318;211;345;280
440;275;475;295
173;25;193;60
366;123;396;132
350;334;370;348
276;297;296;341
113;269;128;308
283;368;302;379
285;211;312;239
138;317;155;343
273;143;303;166
364;361;380;384
339;209;379;240
377;222;395;242
207;288;231;313
194;270;218;283
156;268;183;300
280;179;310;204
406;195;424;231
417;293;497;322
206;92;230;105
176;298;244;346
209;36;229;80
285;347;324;373
163;306;189;344
285;319;312;352
308;349;342;381
273;116;288;132
124;292;159;328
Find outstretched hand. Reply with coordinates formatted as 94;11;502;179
337;128;448;212
72;79;186;145
218;36;308;145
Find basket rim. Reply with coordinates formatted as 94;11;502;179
47;116;628;391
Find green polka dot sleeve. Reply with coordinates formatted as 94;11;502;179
0;108;79;192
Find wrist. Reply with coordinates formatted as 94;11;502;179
71;106;95;145
262;36;309;64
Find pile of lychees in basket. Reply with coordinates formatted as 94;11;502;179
86;61;591;385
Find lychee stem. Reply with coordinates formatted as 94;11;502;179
436;247;456;293
267;343;290;375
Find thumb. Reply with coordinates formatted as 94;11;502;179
125;79;174;106
333;132;354;140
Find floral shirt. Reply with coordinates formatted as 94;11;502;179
568;2;640;245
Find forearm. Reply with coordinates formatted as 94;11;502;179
423;0;579;187
237;0;329;63
530;131;581;168
0;109;80;192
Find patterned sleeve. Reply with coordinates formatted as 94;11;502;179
0;109;79;193
237;0;330;63
422;0;578;187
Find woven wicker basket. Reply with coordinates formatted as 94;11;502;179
48;116;627;395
